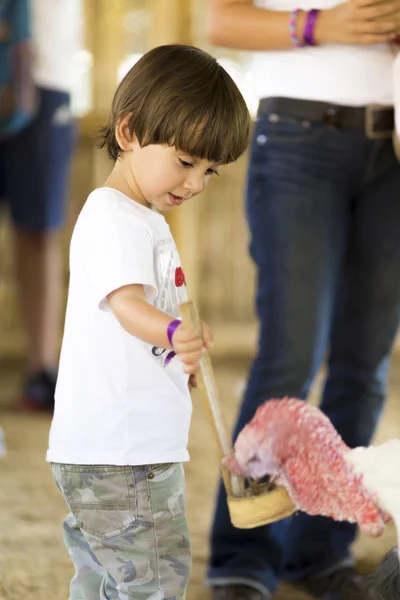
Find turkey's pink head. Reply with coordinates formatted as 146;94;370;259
221;397;387;537
222;419;280;480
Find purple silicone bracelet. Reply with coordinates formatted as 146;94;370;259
164;350;176;367
303;9;320;47
167;319;181;347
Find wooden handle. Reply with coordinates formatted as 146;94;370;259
179;300;243;496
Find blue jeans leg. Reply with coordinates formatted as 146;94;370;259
209;115;352;594
208;115;400;593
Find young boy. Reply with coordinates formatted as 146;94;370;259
47;44;251;600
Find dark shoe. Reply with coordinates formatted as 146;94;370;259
301;566;375;600
364;548;400;600
20;369;57;411
210;584;265;600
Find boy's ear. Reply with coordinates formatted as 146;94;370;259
115;114;136;152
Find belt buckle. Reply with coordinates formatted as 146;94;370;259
365;104;393;140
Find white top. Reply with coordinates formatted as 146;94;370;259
252;0;395;106
47;188;192;466
31;0;84;92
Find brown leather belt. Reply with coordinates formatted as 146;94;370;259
258;97;394;140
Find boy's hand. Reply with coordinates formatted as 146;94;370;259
172;320;214;374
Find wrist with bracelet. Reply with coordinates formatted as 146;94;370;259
167;319;181;347
289;8;320;48
164;319;181;367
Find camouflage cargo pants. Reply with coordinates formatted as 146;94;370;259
51;462;191;600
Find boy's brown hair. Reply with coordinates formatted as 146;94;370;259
100;44;251;165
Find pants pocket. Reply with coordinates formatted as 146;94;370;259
53;464;138;539
147;463;173;479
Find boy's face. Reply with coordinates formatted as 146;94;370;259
120;139;220;211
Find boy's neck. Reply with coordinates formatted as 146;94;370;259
104;160;150;209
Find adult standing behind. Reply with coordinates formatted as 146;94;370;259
206;1;400;599
0;0;83;409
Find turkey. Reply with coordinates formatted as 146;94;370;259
223;397;400;599
222;397;387;536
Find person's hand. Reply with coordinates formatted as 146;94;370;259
171;321;214;375
316;0;400;45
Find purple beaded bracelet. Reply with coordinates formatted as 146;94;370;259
303;9;320;47
289;9;303;48
167;319;181;347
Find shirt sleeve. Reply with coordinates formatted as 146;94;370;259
73;195;158;311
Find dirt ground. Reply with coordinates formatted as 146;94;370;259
0;357;398;600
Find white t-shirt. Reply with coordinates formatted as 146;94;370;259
47;188;192;466
252;0;395;105
31;0;84;92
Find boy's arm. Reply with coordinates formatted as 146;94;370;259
107;284;177;349
107;284;213;373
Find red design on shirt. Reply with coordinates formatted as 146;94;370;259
175;267;186;287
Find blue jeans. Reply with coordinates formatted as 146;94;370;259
208;107;400;597
0;88;75;231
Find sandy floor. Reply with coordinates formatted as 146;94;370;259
0;357;399;600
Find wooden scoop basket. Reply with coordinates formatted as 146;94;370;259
180;300;296;529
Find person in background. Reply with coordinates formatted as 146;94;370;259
206;1;400;599
0;0;83;409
